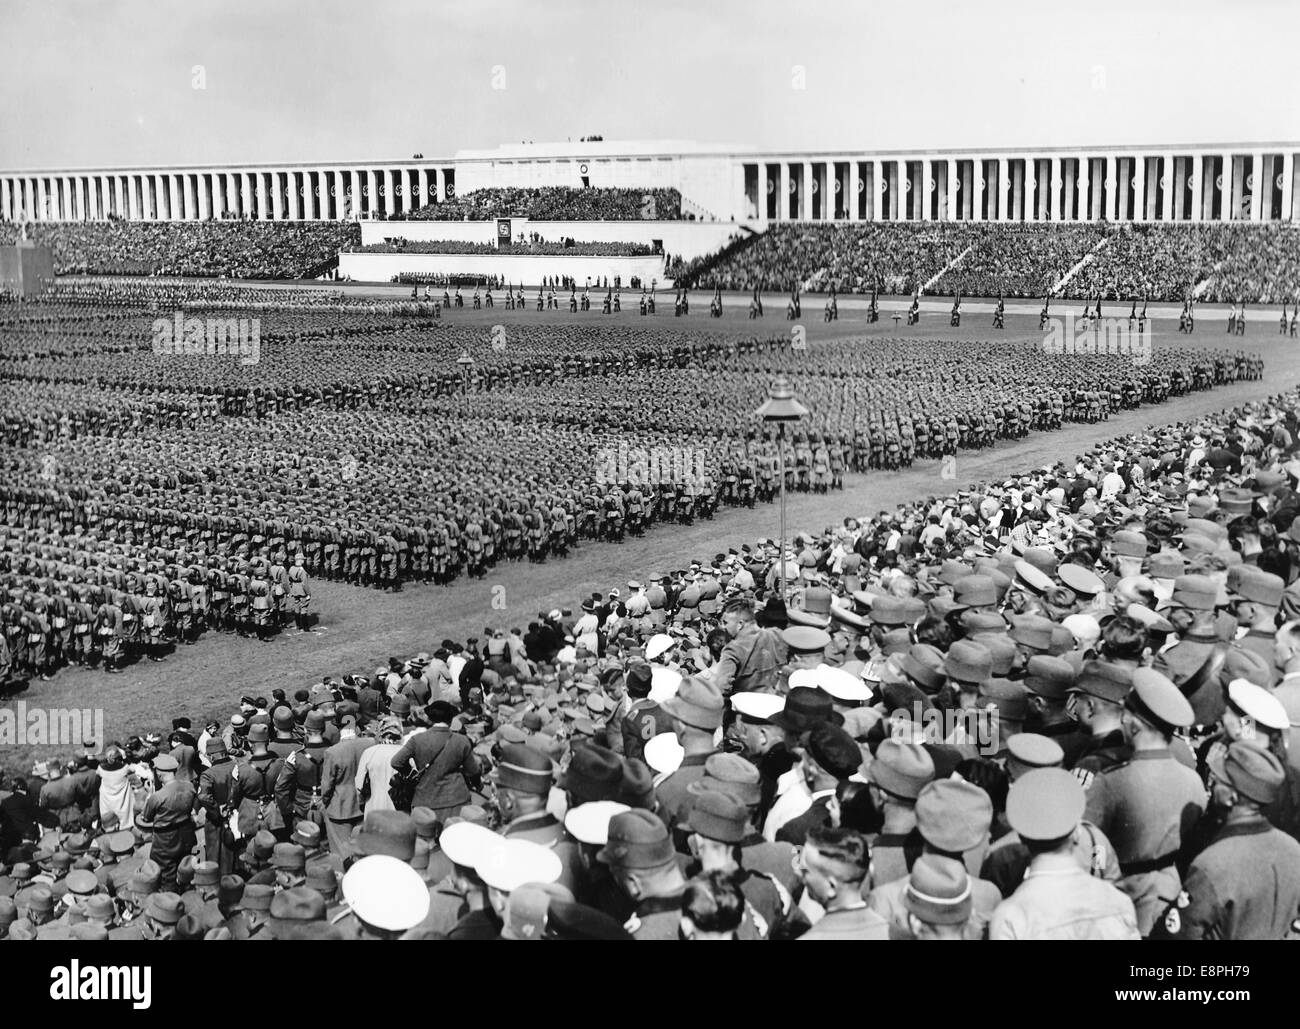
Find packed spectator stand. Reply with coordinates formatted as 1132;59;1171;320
691;222;1300;304
394;187;684;222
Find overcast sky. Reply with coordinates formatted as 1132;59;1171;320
2;0;1296;170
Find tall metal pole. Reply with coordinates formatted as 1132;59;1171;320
777;424;786;601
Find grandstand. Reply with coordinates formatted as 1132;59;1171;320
3;139;1299;226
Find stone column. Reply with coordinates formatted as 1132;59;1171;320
1222;153;1235;221
1049;157;1061;220
1189;155;1203;222
942;158;955;221
1282;152;1295;223
1250;152;1264;221
1104;155;1117;220
1077;158;1090;222
1161;154;1174;221
1129;157;1142;221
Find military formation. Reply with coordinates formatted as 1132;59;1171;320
0;272;1266;690
3;379;1300;940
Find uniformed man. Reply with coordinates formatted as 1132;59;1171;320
96;828;145;896
275;712;331;837
902;855;977;940
1154;741;1300;939
492;743;572;852
776;626;831;692
1023;655;1088;766
862;740;935;886
1066;660;1133;783
712;597;783;696
682;787;792;939
989;768;1140;939
867;778;1000;937
619;664;673;764
795;825;891;940
469;835;563;940
195;737;237;875
338;854;431;940
138;754;197;893
228;724;286;842
596;809;686;940
727;691;795;824
655;678;725;823
1083;668;1206;936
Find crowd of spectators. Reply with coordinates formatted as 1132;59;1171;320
400;187;684;222
350;239;658;257
695;223;1300;303
0;222;360;280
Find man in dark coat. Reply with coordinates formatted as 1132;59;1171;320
390;702;479;821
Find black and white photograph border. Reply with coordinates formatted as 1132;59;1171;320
0;0;1296;976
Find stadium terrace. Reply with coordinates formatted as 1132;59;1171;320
2;139;1298;226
